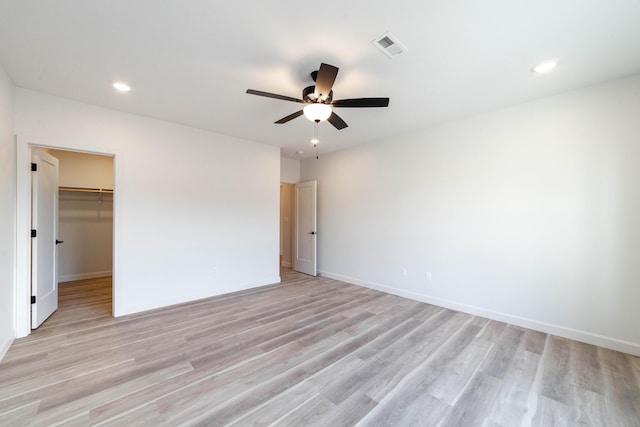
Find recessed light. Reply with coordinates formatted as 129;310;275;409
112;82;131;92
531;60;558;73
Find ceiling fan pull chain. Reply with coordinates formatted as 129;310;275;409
314;121;319;159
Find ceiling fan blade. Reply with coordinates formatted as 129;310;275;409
332;97;390;108
314;63;339;101
275;110;304;124
246;89;304;103
327;111;348;130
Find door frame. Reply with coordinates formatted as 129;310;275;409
15;135;118;337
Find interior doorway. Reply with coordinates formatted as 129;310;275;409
280;183;294;268
49;150;114;283
16;135;116;337
35;148;114;328
49;149;114;326
280;180;318;276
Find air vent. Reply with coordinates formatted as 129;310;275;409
372;31;408;58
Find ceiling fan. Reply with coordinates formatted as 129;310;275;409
246;63;389;130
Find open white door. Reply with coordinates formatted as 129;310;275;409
31;149;59;328
293;180;317;276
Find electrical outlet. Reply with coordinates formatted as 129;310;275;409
401;268;407;277
426;272;432;281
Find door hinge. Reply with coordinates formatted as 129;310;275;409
31;229;36;238
31;296;36;304
31;163;37;171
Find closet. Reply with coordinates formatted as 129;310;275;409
49;150;113;283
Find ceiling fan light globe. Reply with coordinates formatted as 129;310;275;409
303;103;332;122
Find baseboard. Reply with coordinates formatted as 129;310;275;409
320;270;640;357
0;334;15;362
59;271;112;282
281;261;292;268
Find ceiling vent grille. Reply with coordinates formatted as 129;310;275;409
372;31;408;58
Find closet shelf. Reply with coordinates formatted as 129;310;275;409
59;186;113;194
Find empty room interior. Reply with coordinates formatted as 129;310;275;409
1;1;639;425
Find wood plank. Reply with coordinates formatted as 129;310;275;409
479;324;525;380
439;373;502;426
488;347;541;425
227;382;322;427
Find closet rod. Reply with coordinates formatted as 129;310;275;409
58;186;114;194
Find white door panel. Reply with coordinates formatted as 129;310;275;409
31;149;59;328
293;180;317;276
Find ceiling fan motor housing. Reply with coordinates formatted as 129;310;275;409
303;85;332;103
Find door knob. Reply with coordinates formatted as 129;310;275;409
308;231;316;235
55;240;64;245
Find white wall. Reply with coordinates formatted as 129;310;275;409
302;74;640;356
51;149;114;189
0;64;15;359
15;89;281;322
280;157;300;183
50;150;114;282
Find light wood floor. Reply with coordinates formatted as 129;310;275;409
1;271;639;426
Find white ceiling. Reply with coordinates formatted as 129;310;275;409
1;1;639;159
